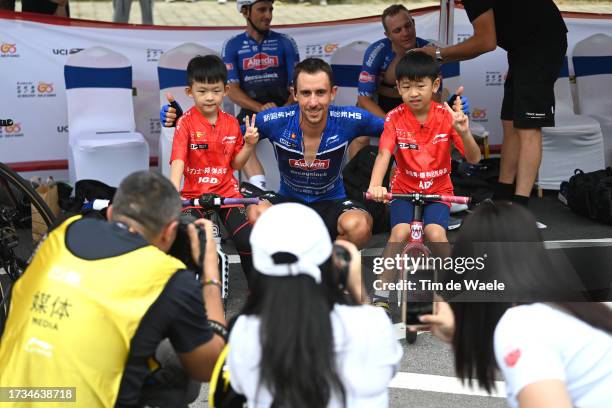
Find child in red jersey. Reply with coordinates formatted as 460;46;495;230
368;50;480;244
368;51;480;312
170;55;258;281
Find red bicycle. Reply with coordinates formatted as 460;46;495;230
365;192;471;343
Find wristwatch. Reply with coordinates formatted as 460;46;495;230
435;46;443;63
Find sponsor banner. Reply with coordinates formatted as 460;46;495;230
1;8;611;168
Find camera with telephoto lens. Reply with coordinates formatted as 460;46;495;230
168;214;207;273
332;244;351;290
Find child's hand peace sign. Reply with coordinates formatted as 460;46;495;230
244;114;259;146
444;101;470;135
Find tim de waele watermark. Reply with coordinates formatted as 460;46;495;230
371;254;506;292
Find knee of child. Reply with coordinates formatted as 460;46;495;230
389;224;409;243
425;224;447;243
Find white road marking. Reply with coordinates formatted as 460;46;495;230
389;372;506;398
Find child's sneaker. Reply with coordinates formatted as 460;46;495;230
448;216;462;230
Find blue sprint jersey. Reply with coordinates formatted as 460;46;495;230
222;31;300;107
358;37;430;97
253;105;384;203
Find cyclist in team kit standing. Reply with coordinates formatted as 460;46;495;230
161;0;300;191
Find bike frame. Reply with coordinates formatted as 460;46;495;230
365;192;470;340
181;195;260;306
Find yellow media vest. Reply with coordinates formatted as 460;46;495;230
0;216;186;407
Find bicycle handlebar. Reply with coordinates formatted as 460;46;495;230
364;192;470;205
182;196;260;208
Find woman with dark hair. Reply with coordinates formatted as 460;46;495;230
227;203;402;407
420;201;612;408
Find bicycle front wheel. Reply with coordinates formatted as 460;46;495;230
0;162;56;277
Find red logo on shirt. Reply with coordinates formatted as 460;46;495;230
359;71;376;83
243;53;279;71
504;349;521;368
289;158;330;170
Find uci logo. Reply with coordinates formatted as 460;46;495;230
5;123;22;133
52;48;83;55
1;43;17;54
37;82;54;93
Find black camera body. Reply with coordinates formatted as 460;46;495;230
168;214;207;273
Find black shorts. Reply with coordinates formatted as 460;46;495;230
261;192;369;240
501;35;567;129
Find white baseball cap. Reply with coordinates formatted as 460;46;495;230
250;203;332;282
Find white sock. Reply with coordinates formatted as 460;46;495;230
249;175;267;190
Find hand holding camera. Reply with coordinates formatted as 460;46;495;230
333;240;368;304
188;218;220;283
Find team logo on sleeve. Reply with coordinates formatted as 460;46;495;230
243;53;279;70
359;71;376;83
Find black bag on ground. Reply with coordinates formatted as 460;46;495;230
566;168;612;224
450;158;499;205
57;179;117;220
343;146;393;234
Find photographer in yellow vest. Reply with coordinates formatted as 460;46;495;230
0;170;226;407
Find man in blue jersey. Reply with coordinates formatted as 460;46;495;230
247;58;385;248
161;0;300;190
224;0;299;189
358;4;431;118
351;4;468;158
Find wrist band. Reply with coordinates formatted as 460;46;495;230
203;278;222;290
208;319;228;341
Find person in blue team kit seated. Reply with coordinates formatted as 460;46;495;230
351;4;469;159
246;58;387;248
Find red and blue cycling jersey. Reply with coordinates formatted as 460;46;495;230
252;105;384;203
222;31;300;107
358;37;430;97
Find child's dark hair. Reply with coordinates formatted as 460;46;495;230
187;55;227;86
395;50;440;83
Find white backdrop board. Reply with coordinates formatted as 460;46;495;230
1;7;612;174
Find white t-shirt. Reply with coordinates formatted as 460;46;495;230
494;303;612;408
228;304;403;408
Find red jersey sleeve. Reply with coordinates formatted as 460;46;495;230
170;116;190;165
379;116;398;153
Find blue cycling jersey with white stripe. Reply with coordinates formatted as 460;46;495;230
254;105;384;202
358;37;430;97
221;31;300;106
